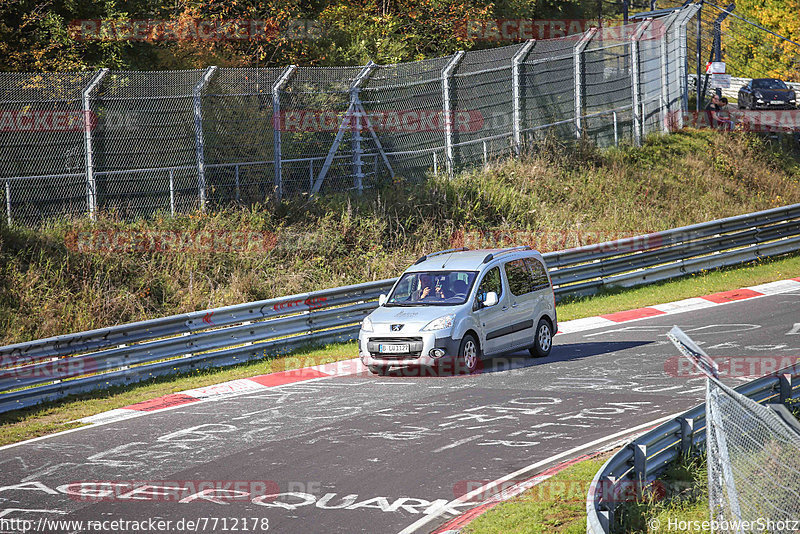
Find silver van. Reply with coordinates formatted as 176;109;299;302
358;247;557;375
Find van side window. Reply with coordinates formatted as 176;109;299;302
524;258;551;290
504;259;533;296
476;267;503;303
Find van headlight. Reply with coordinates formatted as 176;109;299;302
422;314;455;331
361;317;374;332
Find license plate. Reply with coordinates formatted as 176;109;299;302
771;100;785;104
379;343;409;354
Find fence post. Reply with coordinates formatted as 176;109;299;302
351;62;378;195
512;40;535;156
613;111;619;146
169;169;175;217
193;66;217;212
631;20;651;146
81;68;109;221
442;51;465;176
696;1;703;113
5;181;10;226
660;11;681;133
234;165;241;203
272;65;297;201
574;29;597;139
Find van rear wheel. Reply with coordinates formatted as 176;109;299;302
529;318;552;358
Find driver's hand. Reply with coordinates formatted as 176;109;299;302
421;287;430;298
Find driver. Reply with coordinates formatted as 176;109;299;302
413;274;450;300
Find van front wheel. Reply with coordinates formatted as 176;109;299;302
459;334;480;373
529;319;552;358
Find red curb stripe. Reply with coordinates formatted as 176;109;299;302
701;288;762;304
124;393;200;412
793;277;800;282
433;502;500;533
248;368;328;387
600;307;666;322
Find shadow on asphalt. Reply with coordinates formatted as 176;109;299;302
355;341;653;379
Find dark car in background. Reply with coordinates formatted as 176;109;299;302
738;78;797;109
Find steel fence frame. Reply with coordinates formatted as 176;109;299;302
586;328;800;534
0;7;702;225
0;201;798;413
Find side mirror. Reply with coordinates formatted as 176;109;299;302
483;291;498;307
378;294;387;306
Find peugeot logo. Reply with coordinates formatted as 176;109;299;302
391;324;404;332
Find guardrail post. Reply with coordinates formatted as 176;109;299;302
613;111;619;146
351;62;378;195
632;443;648;497
574;28;597;139
193;66;217;212
82;68;109;221
272;65;297;201
442;51;465;176
631;20;651;146
598;510;613;531
779;373;793;404
512;40;535;155
680;417;695;454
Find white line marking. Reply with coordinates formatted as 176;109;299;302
397;411;681;534
0;374;342;452
432;435;483;453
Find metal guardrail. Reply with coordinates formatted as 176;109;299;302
585;365;800;534
0;203;799;413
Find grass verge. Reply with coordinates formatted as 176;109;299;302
616;454;709;534
462;453;610;534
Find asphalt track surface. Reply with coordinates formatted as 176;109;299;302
0;288;798;534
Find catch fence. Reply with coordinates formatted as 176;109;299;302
0;6;700;225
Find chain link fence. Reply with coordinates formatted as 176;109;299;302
706;377;800;532
0;6;699;225
669;325;800;534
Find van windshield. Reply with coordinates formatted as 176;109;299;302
386;271;477;306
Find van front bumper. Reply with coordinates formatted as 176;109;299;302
358;331;461;368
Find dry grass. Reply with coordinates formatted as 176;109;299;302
1;128;799;344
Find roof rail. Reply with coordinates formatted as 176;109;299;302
414;247;469;265
482;246;532;264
